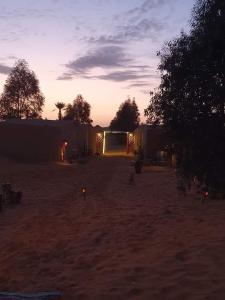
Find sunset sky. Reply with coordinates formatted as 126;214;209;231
0;0;195;126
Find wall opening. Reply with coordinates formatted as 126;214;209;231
61;140;68;161
103;131;134;156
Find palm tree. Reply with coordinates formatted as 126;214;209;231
55;102;65;120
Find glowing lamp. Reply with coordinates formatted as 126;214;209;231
64;141;68;146
82;187;86;200
204;191;209;197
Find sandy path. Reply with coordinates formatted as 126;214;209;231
0;157;225;299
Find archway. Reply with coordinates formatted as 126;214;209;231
102;131;134;156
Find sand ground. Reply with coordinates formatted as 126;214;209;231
0;156;225;300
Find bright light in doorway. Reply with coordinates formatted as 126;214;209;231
103;131;106;154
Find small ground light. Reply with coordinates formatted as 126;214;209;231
202;190;209;203
82;187;86;200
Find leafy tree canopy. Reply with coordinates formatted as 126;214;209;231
64;94;92;125
0;59;44;119
145;0;225;194
110;97;140;132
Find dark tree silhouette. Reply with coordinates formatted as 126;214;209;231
64;94;92;125
145;0;225;195
63;104;74;120
55;102;65;120
110;97;140;132
0;59;44;119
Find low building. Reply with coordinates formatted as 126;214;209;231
0;119;92;162
93;125;173;164
134;125;173;165
0;120;173;165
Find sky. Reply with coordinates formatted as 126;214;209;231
0;0;195;126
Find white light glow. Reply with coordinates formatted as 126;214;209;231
103;131;106;154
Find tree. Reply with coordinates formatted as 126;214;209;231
63;104;74;120
145;0;225;195
110;97;140;132
55;102;65;120
0;59;44;119
64;94;92;124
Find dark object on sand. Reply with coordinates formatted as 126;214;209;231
68;148;79;164
0;291;61;299
2;183;12;203
9;191;22;204
177;184;186;195
134;146;144;174
1;184;22;205
134;159;143;174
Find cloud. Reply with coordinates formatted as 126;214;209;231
87;18;164;45
57;44;158;86
88;35;121;45
129;65;153;72
0;55;17;61
61;46;132;75
57;4;165;85
7;55;17;60
141;89;151;95
127;0;169;17
0;7;56;43
87;0;175;46
119;19;163;40
0;8;55;20
128;81;151;88
0;64;11;75
93;70;158;82
119;18;163;39
57;73;73;80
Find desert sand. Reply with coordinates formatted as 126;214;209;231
0;156;225;300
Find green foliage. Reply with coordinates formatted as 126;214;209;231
145;0;225;194
0;59;44;119
110;97;140;132
64;94;92;125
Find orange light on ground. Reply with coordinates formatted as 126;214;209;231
201;190;209;203
204;191;209;197
82;187;86;200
